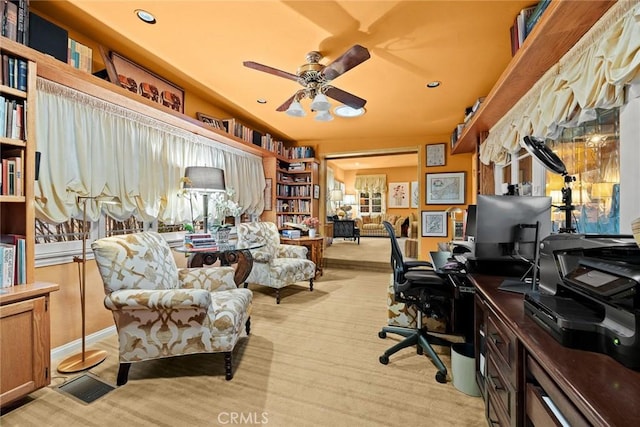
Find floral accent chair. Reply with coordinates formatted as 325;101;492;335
91;231;252;385
236;222;316;304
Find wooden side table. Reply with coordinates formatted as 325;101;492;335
324;223;334;247
280;236;325;278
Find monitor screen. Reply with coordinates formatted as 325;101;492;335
475;195;552;260
464;205;477;241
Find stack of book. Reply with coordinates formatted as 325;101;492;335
184;233;218;250
1;234;26;287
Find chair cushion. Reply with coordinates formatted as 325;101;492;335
404;270;444;285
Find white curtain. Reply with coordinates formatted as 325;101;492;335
480;0;640;164
354;174;387;194
35;78;265;224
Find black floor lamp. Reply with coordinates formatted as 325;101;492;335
58;195;120;373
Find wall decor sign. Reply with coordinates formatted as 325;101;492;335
426;143;446;167
264;178;272;211
196;112;226;130
426;172;465;204
410;181;419;208
110;52;185;113
388;182;409;208
421;211;447;237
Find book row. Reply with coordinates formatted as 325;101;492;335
0;95;26;140
1;151;24;196
0;235;26;287
1;54;28;91
276;184;311;198
276;199;311;213
1;0;29;46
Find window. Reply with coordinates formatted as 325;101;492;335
359;191;382;214
546;108;620;234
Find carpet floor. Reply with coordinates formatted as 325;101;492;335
1;267;484;427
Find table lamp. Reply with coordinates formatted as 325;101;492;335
183;166;226;232
331;189;344;212
58;195;120;373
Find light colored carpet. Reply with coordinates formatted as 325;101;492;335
1;268;485;427
323;236;412;272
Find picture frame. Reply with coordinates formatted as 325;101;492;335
264;178;272;211
313;184;320;200
110;51;185;113
426;172;465;204
426;143;446;167
388;182;409;208
410;181;419;208
196;112;226;130
421;211;448;237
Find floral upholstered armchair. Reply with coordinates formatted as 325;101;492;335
236;222;316;304
91;231;252;384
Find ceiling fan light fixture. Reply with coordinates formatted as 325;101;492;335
286;100;306;117
334;105;365;118
315;110;334;122
310;93;331;111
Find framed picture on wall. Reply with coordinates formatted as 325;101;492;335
426;172;465;204
196;112;226;130
388;182;409;208
313;184;320;199
426;143;446;167
421;211;447;237
410;181;419;208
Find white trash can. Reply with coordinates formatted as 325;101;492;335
451;342;481;397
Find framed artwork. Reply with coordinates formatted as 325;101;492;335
110;52;185;113
426;172;465;204
313;184;320;200
410;181;419;208
196;112;226;130
388;182;409;208
421;211;448;237
426;143;446;167
264;179;272;211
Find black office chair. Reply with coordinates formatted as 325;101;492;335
378;221;454;383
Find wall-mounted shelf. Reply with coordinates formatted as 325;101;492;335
452;0;615;154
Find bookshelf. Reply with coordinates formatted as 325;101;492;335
451;0;615;154
0;36;59;409
275;157;319;230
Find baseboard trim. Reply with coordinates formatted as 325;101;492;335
51;326;117;362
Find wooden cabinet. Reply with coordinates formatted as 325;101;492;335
452;0;615;154
275;157;319;229
1;282;59;408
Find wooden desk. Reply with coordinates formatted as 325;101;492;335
280;236;324;278
471;274;640;426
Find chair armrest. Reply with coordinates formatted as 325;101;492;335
406;260;434;269
277;244;308;258
251;249;273;263
394;216;408;235
104;288;211;310
178;266;237;291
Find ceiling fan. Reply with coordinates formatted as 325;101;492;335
243;45;371;118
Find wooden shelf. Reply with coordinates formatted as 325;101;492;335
452;0;615;154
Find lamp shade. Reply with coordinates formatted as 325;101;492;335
286;100;306;117
330;189;344;202
315;110;334;122
343;194;356;205
310;93;331;111
184;167;226;192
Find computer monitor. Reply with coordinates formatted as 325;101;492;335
475;195;552;259
474;195;552;294
464;205;477;241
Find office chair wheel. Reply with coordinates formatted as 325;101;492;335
435;371;447;384
379;355;389;365
378;331;387;339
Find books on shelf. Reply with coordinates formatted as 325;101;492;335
0;242;15;287
0;234;25;285
510;4;538;56
1;0;30;45
525;0;551;37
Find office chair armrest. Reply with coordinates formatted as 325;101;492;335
405;260;434;269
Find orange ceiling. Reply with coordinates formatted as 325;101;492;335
33;0;534;153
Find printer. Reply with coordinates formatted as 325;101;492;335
525;238;640;371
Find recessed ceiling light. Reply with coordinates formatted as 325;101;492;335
257;99;267;104
135;9;156;24
334;105;366;118
426;81;441;88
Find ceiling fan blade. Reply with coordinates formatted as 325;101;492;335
243;61;299;82
321;45;371;81
276;94;297;112
324;86;367;109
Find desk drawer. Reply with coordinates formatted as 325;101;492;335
486;312;517;384
486;351;516;422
